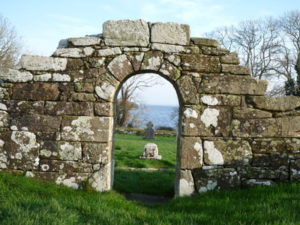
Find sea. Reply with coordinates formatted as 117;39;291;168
128;104;179;129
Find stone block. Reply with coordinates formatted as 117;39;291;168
181;54;221;73
12;83;60;101
248;96;300;112
0;69;33;82
127;52;144;71
11;115;61;132
178;170;195;196
74;82;95;93
39;159;92;173
39;141;59;159
200;95;241;106
141;51;164;71
45;102;93;116
220;53;240;64
200;75;268;95
53;47;94;58
95;82;116;102
107;54;133;81
151;43;186;53
176;76;199;104
87;163;112;191
103;20;150;47
61;116;112;142
0;111;9;128
33;73;52;82
159;61;181;81
98;47;122;56
222;64;250;75
82;142;111;164
71;93;96;102
201;46;229;56
20;55;67;71
58;141;82;161
233;107;272;119
250;138;289;154
151;22;190;45
69;37;101;46
191;38;219;47
52;73;71;82
94;103;113;116
203;138;252;166
192;168;240;192
180;137;203;169
239;166;289;181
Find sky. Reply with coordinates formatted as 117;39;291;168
1;0;300;106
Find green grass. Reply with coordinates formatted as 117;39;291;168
114;133;177;169
113;169;175;196
1;172;300;225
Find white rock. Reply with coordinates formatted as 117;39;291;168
88;163;112;191
151;43;186;53
20;55;67;71
204;141;224;165
69;37;101;46
52;73;71;82
0;103;7;111
201;96;219;106
200;108;219;128
151;22;190;45
95;83;116;101
53;48;83;58
58;141;82;160
0;69;33;82
199;180;218;193
98;47;122;56
183;108;198;119
103;20;150;47
33;73;52;82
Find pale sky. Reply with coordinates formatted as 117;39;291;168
1;0;300;105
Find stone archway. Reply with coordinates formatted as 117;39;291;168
0;20;299;197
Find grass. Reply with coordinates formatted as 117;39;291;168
114;133;177;169
0;172;300;225
113;169;175;196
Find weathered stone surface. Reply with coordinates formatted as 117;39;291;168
165;54;181;66
233;107;272;119
0;111;8;127
52;73;71;82
103;20;150;47
201;46;229;56
83;142;110;164
181;54;221;72
45;102;93;116
87;163;112;191
20;55;67;71
7;101;44;115
94;103;113;116
74;82;94;93
248;96;300;112
220;53;240;64
222;64;250;75
180;137;203;169
55;172;89;189
58;141;82;161
140;143;161;160
8;131;40;170
159;61;181;81
11;115;61;132
61;116;112;142
69;37;101;46
12;83;60;101
193;168;240;192
178;170;195;196
151;22;190;45
239;166;289;181
53;47;94;58
95;82;116;102
0;69;33;82
127;52;144;71
251;138;289;154
151;43;186;53
200;95;241;106
203;139;252;166
242;179;275;187
176;76;198;104
33;73;52;82
252;152;288;167
98;47;122;56
182;106;232;137
141;51;164;71
39;141;58;159
39;159;92;173
191;38;219;47
72;93;96;102
200;75;268;95
108;54;133;81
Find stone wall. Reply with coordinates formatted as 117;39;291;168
0;19;299;196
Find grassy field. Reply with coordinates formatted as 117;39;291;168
114;133;177;169
113;133;177;196
0;172;300;225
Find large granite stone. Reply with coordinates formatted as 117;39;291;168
0;69;33;82
151;22;190;45
181;54;221;73
20;55;67;71
103;20;150;47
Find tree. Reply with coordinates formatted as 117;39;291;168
116;74;161;127
0;14;21;71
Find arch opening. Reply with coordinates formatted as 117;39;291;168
111;71;181;198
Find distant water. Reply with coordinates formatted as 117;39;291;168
128;104;179;129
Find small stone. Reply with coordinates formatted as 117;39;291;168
95;82;116;102
69;37;101;46
140;143;161;160
107;54;133;81
52;73;71;82
151;43;186;53
33;73;52;82
98;47;122;56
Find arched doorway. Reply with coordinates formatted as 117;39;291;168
112;72;181;197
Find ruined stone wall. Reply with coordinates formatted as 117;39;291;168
0;20;299;196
